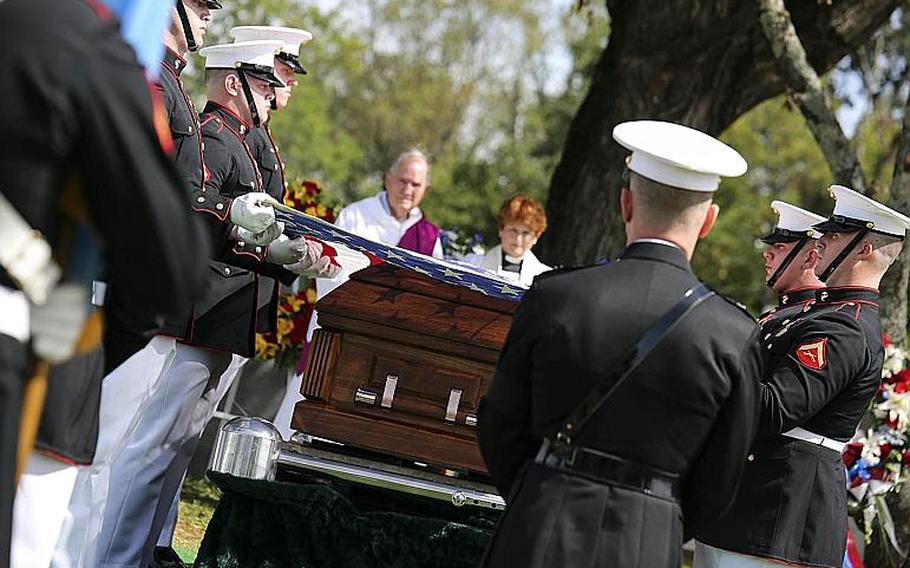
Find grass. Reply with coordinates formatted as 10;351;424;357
173;476;221;563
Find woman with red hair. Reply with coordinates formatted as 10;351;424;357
470;195;551;285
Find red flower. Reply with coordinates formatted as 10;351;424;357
889;415;901;429
869;466;886;480
903;450;910;466
880;443;893;458
896;382;910;394
883;334;892;347
303;180;320;196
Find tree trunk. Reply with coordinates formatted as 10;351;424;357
539;0;900;266
757;0;866;191
879;89;910;351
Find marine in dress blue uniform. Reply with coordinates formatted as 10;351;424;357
696;185;910;568
756;201;826;339
478;121;763;568
97;40;305;568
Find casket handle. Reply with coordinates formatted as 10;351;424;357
381;375;398;409
445;388;462;423
354;388;378;405
464;414;477;427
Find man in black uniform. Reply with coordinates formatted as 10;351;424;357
150;26;314;563
98;40;311;568
477;120;763;568
0;1;210;566
696;184;909;568
757;200;826;338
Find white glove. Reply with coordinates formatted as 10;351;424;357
230;192;277;233
266;235;310;265
236;221;284;247
30;283;90;363
284;240;341;278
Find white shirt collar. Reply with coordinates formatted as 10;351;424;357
631;238;681;250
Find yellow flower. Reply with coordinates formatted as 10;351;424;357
286;294;304;312
304;206;317;217
305;288;317;304
316;204;327;218
277;317;294;338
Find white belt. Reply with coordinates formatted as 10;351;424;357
782;426;846;453
0;191;60;304
0;285;29;343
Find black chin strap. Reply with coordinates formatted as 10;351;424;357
819;230;869;282
175;0;197;53
237;71;261;127
767;238;809;288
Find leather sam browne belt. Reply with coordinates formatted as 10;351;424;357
540;440;681;501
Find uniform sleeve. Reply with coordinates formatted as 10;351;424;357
77;33;209;315
684;324;763;541
477;284;544;497
759;312;866;435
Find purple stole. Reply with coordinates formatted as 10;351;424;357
396;217;440;256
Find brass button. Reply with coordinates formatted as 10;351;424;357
196;196;205;203
255;246;262;253
747;454;755;462
188;126;193;133
215;203;224;210
223;267;231;275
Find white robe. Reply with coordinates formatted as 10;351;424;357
465;244;551;286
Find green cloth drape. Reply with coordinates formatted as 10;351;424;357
195;472;499;568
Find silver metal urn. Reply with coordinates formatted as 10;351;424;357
210;416;283;481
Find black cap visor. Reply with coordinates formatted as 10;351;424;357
206;0;222;9
812;214;905;239
760;228;813;245
276;52;307;75
238;63;285;87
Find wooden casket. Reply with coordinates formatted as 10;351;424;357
292;263;519;474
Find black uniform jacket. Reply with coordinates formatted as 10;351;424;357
758;287;819;341
160;103;293;356
478;242;763;568
245;125;296;334
104;47;208;372
0;0;209;463
698;287;883;568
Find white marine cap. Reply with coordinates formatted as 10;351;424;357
612;120;748;192
230;26;313;57
199;40;285;71
761;200;826;244
814;184;910;239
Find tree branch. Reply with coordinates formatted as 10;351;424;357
757;0;866;192
878;88;910;352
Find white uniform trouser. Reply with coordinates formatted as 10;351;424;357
152;356;247;552
694;542;791;567
12;455;79;568
51;336;178;568
95;343;240;568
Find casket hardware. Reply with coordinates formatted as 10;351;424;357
445;388;462;423
354;388;377;405
464;414;477;427
380;375;398;409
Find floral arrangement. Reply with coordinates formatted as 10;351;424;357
255;180;336;368
440;228;485;259
844;335;910;552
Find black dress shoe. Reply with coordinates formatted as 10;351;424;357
150;546;188;568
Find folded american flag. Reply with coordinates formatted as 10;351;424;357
277;209;527;302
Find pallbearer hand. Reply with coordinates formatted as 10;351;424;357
236;221;283;246
266;235;311;265
230;192;277;232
